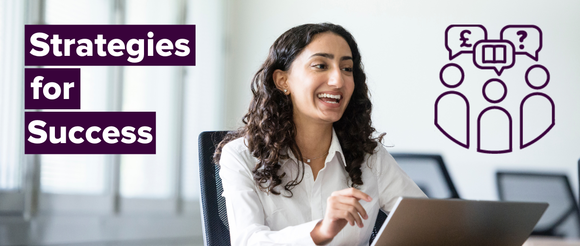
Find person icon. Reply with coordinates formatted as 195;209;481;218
520;64;555;149
477;78;512;153
435;63;469;148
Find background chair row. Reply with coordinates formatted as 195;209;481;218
198;131;580;245
497;171;580;238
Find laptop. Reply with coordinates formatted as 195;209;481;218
371;197;548;246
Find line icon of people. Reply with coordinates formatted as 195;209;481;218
435;63;469;148
520;64;555;149
437;24;553;153
477;79;512;154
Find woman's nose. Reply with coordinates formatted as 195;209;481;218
328;67;344;88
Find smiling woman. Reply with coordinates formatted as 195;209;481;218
213;23;426;245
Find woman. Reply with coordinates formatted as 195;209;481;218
214;23;425;245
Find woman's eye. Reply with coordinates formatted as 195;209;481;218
312;64;327;69
342;67;353;72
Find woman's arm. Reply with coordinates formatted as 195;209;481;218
310;188;372;245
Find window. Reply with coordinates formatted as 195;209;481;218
1;0;225;244
0;0;25;192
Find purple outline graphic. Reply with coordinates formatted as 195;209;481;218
435;91;470;149
520;94;555;149
482;45;507;64
525;64;550;89
477;106;513;154
439;63;464;88
437;24;553;153
445;25;488;60
459;30;473;48
500;25;543;61
473;40;515;76
516;30;527;50
482;78;507;104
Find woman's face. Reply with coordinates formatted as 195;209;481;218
283;32;355;125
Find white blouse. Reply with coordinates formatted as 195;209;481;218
219;129;426;245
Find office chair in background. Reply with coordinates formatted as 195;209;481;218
497;172;580;238
390;153;461;199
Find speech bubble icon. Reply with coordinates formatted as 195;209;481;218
473;40;515;76
500;25;542;61
445;25;488;60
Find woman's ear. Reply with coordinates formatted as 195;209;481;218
273;69;289;95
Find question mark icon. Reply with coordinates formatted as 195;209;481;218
517;30;527;50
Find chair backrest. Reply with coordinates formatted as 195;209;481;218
497;172;580;238
391;153;460;199
198;131;231;246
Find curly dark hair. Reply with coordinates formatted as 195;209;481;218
214;23;384;196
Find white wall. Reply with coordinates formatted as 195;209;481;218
223;0;580;200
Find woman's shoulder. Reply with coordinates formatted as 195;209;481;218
220;137;257;170
363;143;398;175
222;136;249;154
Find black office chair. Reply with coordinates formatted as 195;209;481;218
390;153;460;199
199;131;394;245
199;131;231;246
497;172;580;238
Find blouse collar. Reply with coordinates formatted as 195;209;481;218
284;128;346;167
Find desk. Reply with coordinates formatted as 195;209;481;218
523;236;580;246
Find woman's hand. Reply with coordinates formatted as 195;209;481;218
310;188;372;244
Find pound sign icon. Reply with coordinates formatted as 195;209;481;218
459;30;472;48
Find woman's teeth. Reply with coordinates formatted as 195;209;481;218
317;93;341;104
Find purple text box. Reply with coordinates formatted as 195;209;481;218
25;25;195;66
25;68;81;109
25;112;155;154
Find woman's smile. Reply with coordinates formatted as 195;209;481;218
317;92;343;108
